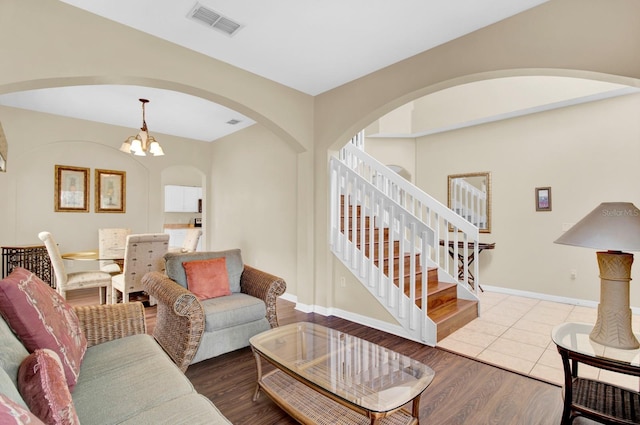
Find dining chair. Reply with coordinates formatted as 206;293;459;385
111;233;169;304
168;228;202;253
98;228;131;274
181;228;202;252
38;231;113;304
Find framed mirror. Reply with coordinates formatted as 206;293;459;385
0;121;7;172
448;172;491;233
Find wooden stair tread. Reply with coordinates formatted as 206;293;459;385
415;281;458;309
427;280;455;294
428;298;477;323
399;278;450;295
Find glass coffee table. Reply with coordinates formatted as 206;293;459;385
250;322;435;425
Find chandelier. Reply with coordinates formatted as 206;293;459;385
120;98;164;156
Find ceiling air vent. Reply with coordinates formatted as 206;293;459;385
188;3;242;37
226;119;241;125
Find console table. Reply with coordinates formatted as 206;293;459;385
552;322;640;424
439;240;495;291
1;245;54;287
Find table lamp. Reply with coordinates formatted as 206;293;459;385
554;202;640;349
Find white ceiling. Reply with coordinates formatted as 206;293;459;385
56;0;552;96
0;85;255;142
4;0;630;144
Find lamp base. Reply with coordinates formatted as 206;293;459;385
589;251;639;349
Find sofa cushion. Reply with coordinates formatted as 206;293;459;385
18;349;79;425
72;334;196;425
201;293;267;333
183;257;232;300
0;268;86;391
0;367;26;409
0;315;29;390
193;319;270;364
165;250;243;293
0;393;45;425
118;394;231;425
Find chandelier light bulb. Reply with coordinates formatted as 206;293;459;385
120;98;164;157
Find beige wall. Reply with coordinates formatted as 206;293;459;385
363;137;416;184
2;0;640;322
0;106;206;258
0;104;299;281
363;91;640;307
208;124;298;292
414;93;640;305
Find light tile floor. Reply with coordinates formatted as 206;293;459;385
437;291;640;391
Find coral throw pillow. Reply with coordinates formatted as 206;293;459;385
0;268;86;391
18;349;80;425
183;257;232;300
0;393;45;425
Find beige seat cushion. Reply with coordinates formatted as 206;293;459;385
201;293;267;333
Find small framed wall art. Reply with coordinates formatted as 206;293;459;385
535;187;552;212
95;169;126;213
54;165;89;212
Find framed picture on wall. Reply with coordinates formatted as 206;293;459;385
54;165;89;212
535;187;552;212
95;169;126;213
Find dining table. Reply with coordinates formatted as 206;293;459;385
61;249;125;269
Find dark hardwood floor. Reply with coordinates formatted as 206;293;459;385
68;289;600;425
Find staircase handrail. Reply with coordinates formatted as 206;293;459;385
341;143;479;236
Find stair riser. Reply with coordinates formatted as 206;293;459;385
340;216;373;232
414;281;456;306
345;227;388;242
431;304;478;341
377;254;422;275
425;285;457;311
361;241;401;259
394;272;423;291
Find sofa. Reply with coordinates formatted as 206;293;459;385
0;267;231;425
142;249;286;371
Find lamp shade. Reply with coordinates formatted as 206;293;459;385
554;202;640;252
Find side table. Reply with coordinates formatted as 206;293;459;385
1;245;54;287
552;322;640;424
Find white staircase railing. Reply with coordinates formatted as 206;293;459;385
330;142;481;345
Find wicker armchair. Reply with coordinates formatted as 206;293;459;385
142;264;286;372
73;302;147;347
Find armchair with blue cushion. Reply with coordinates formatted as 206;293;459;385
141;249;286;372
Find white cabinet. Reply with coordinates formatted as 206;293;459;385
164;185;202;212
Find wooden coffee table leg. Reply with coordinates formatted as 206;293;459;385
411;393;422;421
251;349;263;401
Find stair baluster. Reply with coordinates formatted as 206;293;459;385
330;143;481;345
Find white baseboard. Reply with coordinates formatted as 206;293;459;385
482;285;640;315
279;293;424;344
279;292;297;303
